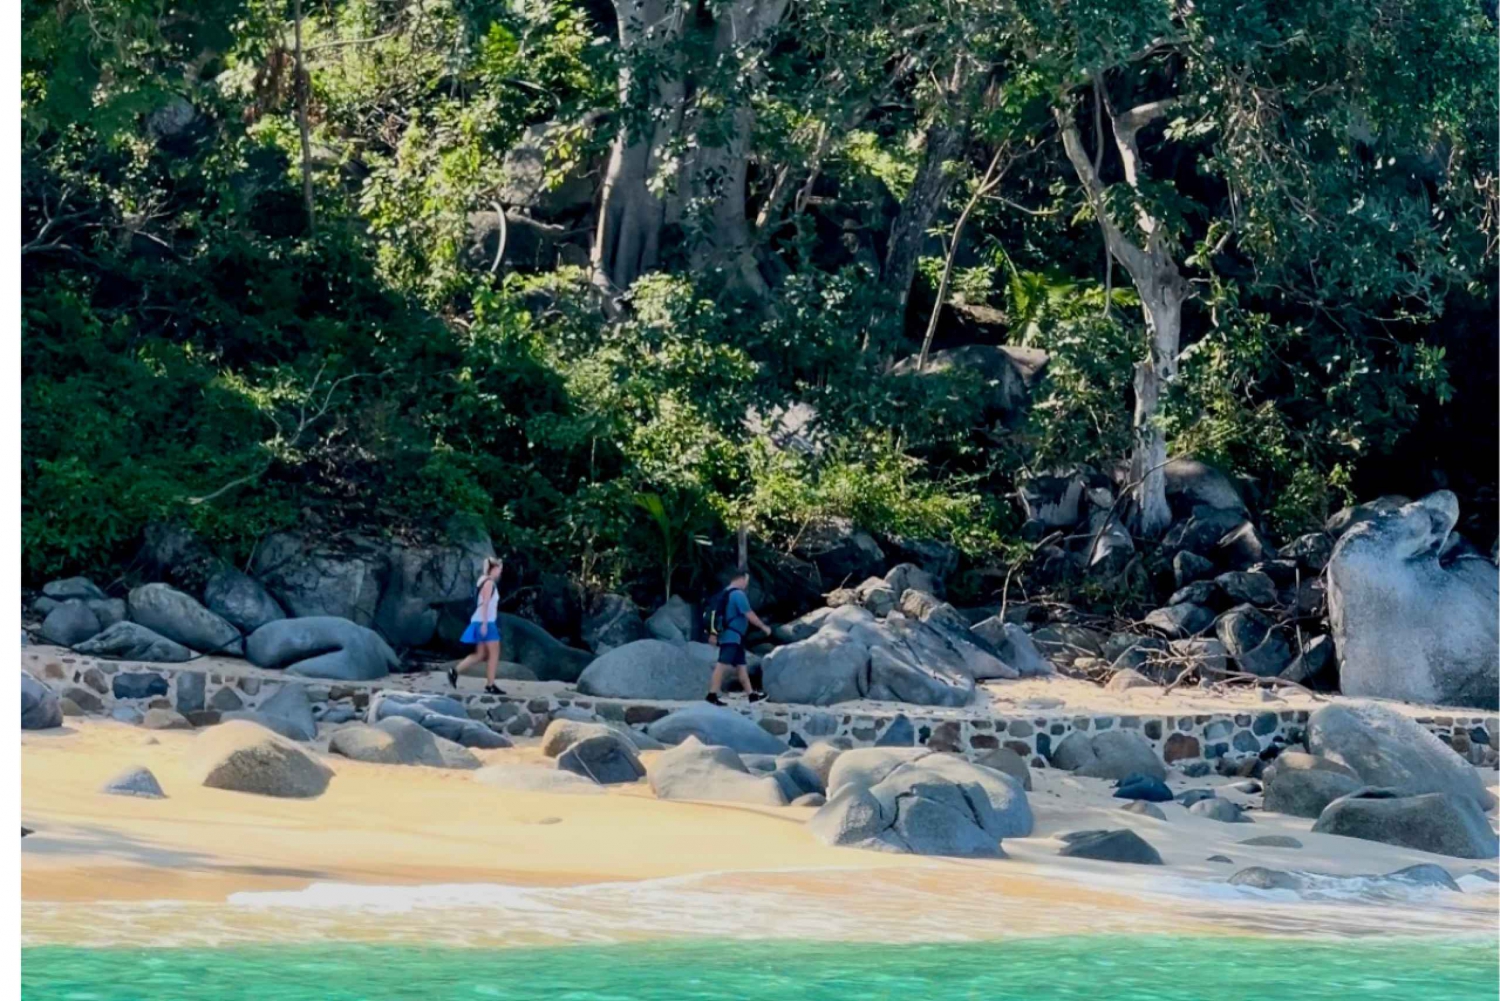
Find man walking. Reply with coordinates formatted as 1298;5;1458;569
704;569;771;705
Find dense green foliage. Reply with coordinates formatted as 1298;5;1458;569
21;0;1497;599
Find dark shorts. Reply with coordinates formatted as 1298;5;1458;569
716;642;746;667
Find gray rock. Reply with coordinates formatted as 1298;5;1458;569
367;691;510;749
1216;521;1276;569
142;708;193;731
540;718;658;757
869;616;980;704
1164;507;1248;558
974;747;1033;791
769;760;824;800
645;596;694;644
1164;459;1247;517
112;672;168;700
1327;491;1499;709
190;720;333;798
1106;668;1155;692
791;792;826;807
84;598;126;630
175;672;205;714
760;628;868;705
61;686;104;713
1327;496;1409;537
1178;788;1218;808
21;672;62;730
1121;801;1167;820
1280;533;1335;572
557;733;645;785
645;704;787;755
329;716;477;768
1313;790;1499;859
1173;551;1215;588
203;568;286;634
1216;571;1278;607
253;684;318;741
1263;758;1363;819
809;747;1031;856
1239;835;1303;848
646;737;786;805
1058;829;1163;865
246;617;398;681
40;601;101;647
772;607;836;645
1281;635;1337;687
42;577;105;602
969;619;1053;677
1215;605;1292;677
101;766;166;798
575;639;710;701
884;563;942;601
75;622;192;663
1049;730;1165;781
250;533;386;626
803;742;845;788
581;593;647;652
1168;581;1218;607
1189;798;1249;823
1144;603;1214;639
111;706;144;725
1307;702;1495;810
856;578;898;617
793;517;886;587
473;764;603;794
128;583;243;656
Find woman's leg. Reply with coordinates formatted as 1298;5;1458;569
455;646;484;673
484;641;500;686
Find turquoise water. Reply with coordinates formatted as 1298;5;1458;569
22;936;1499;1000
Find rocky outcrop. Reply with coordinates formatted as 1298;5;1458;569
575;640;709;701
128;583;244;656
188;720;333;798
250;533;387;627
1312;789;1499;859
246;617;398;681
809;747;1031;857
1327;491;1499;708
1306;702;1495;810
646;737;786;805
203;568;286;635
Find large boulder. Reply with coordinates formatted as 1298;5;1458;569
645;704;787;754
1306;702;1495;810
246;617;398;681
128;583;244;656
760;629;868;705
1058;829;1164;865
575;640;709;700
792;517;886;588
1327;491;1499;708
188;720;333;798
203;568;286;635
539;718;660;757
372;533;493;648
645;595;695;644
491;615;593;683
809;747;1031;857
1214;605;1292;677
40;601;102;647
969;619;1053;677
42;576;106;602
580;593;648;652
329;716;478;769
74;622;193;663
250;533;387;627
1262;755;1363;819
1049;730;1165;782
557;734;645;785
646;737;786;805
1162;459;1247;519
21;672;62;730
1312;790;1499;859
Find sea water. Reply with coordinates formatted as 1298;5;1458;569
21;936;1500;1000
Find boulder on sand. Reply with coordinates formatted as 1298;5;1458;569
188;720;333;797
575;640;709;701
329;716;479;769
1306;702;1495;810
645;704;787;755
557;733;645;785
203;568;286;634
128;583;244;656
759;628;867;705
540;718;658;757
74;622;192;663
1262;753;1362;818
102;766;166;798
1312;789;1499;859
810;747;1031;857
646;737;786;805
21;672;62;730
1326;491;1499;708
1049;730;1165;782
246;617;399;681
366;691;509;749
1058;829;1164;865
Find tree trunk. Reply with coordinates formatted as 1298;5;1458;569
1131;280;1184;537
291;0;316;233
882;121;964;317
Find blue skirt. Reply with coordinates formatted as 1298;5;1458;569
461;620;501;644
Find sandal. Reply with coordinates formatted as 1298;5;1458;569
484;684;504;696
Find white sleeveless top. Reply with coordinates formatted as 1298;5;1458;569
471;580;499;623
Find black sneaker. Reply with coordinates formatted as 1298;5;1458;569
705;692;726;706
484;684;504;696
747;691;768;703
446;666;459;689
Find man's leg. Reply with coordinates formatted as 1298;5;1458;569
737;665;755;695
707;663;727;703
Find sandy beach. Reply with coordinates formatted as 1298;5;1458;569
22;717;1500;949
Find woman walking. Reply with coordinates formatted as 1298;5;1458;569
447;557;505;694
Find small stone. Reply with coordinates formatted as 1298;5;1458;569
210;688;244;711
101;766;166;799
1181;762;1212;778
238;678;260;696
1239;835;1302;849
1189;798;1249;823
142;708;193;730
1120;801;1167;821
1206;855;1234;864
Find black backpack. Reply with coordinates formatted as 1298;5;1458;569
701;587;734;638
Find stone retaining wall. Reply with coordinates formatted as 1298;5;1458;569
24;651;1500;772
